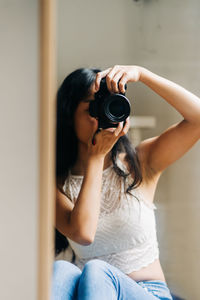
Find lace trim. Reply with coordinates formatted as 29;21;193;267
74;243;159;273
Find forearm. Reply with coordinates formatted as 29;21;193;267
140;67;200;125
69;156;104;241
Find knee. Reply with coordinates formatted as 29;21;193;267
79;259;119;295
51;260;81;300
84;259;108;270
53;260;81;279
82;259;109;280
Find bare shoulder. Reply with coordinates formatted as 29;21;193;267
135;139;162;185
118;140;162;187
118;149;159;204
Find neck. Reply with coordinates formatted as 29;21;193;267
71;142;112;176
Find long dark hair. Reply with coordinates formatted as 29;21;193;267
55;68;143;258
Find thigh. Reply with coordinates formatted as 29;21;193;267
51;260;81;300
77;259;163;300
137;280;173;300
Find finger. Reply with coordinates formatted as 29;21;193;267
95;68;112;91
114;122;124;137
118;73;129;94
104;66;120;93
120;117;130;135
111;70;124;93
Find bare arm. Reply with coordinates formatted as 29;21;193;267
56;157;104;245
70;156;104;244
95;65;200;177
137;67;200;176
140;67;200;125
56;118;130;245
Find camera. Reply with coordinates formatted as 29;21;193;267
89;78;131;129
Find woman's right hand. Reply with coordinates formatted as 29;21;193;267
87;117;130;158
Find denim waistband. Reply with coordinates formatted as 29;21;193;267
137;280;173;300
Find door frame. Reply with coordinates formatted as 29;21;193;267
38;1;56;299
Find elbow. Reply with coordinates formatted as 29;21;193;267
74;228;95;246
80;237;94;246
65;217;96;246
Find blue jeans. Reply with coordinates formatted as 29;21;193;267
51;259;173;300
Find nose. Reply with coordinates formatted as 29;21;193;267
90;116;99;131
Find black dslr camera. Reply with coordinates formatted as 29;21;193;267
89;78;131;129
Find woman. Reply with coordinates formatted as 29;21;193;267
52;65;200;300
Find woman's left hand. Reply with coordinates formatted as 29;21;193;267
95;65;142;94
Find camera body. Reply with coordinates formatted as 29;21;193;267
89;78;131;129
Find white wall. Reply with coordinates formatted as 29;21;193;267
0;1;39;300
56;0;200;299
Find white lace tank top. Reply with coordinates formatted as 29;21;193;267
63;157;159;274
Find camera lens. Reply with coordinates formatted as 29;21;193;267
103;94;130;122
109;99;125;118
